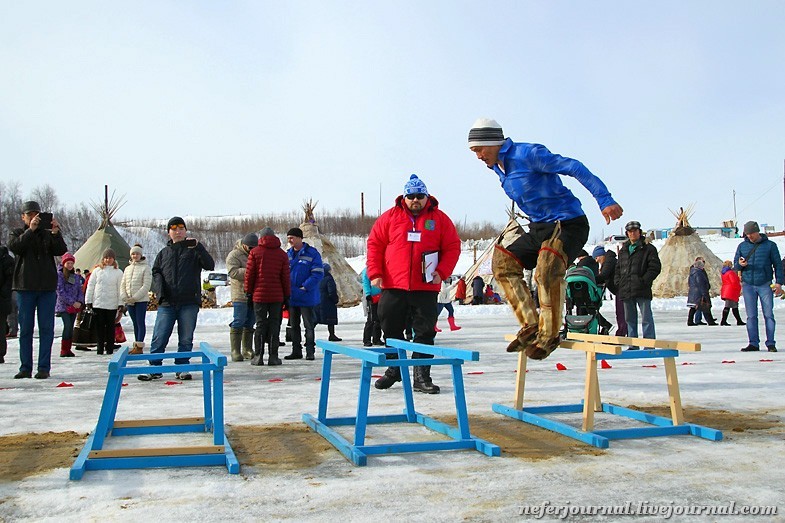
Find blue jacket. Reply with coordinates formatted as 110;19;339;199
288;242;324;307
733;235;784;286
491;138;617;223
360;268;381;298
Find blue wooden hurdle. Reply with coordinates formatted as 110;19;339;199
70;342;239;480
492;333;723;449
302;339;500;465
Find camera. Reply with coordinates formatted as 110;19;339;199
37;212;53;230
184;238;198;248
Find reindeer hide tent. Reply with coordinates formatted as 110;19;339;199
652;206;724;298
299;200;363;307
74;189;132;272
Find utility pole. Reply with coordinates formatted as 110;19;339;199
732;189;737;225
361;192;365;220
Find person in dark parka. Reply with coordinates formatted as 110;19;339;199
0;246;15;364
687;257;718;326
317;263;341;341
471;275;485;305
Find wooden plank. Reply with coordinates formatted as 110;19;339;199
514;351;527;410
113;417;205;428
663;357;685;425
89;445;225;458
559;340;622;355
582;354;599;431
566;333;700;352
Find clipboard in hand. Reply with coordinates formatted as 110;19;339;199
422;251;439;283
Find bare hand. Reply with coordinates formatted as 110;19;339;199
29;214;40;231
774;284;783;297
73;302;82;309
432;273;442;285
601;204;624;225
739;257;747;268
51;218;60;234
371;277;382;288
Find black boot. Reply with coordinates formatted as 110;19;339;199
268;336;282;366
705;309;718;326
251;324;267;366
328;325;342;342
732;308;746;325
687;308;696;326
413;365;440;394
720;307;731;326
374;366;401;389
284;346;303;360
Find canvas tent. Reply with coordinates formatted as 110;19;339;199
299;200;363;307
652;206;724;298
74;189;132;272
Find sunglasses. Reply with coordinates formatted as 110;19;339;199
169;224;186;230
405;193;426;200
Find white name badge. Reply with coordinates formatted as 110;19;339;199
407;231;422;242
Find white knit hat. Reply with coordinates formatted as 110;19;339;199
468;118;504;147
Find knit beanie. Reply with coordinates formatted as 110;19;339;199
61;252;75;265
323;263;331;273
468;118;505;148
743;221;760;235
242;233;259;248
591;246;606;259
167;216;187;230
260;227;276;237
403;174;429;196
102;248;116;259
130;245;143;256
287;227;304;238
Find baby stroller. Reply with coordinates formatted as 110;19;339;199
563;266;612;335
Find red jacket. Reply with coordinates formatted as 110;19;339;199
720;267;742;301
244;235;291;303
367;195;461;292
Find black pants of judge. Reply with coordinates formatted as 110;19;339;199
253;302;282;354
378;289;438;359
94;308;117;353
363;300;382;344
507;215;590;269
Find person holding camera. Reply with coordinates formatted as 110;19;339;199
8;200;68;379
139;217;214;381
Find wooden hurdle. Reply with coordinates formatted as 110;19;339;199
70;342;239;479
492;333;723;448
303;339;500;466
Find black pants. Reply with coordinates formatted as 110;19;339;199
290;306;316;353
363;301;382;344
254;302;282;353
378;289;437;358
94;308;117;351
507;215;590;269
0;313;6;359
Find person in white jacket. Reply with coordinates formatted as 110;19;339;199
85;248;124;355
435;277;461;332
121;244;152;355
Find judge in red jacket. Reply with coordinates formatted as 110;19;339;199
367;174;461;394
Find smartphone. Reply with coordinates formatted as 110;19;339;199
37;212;53;230
184;238;198;248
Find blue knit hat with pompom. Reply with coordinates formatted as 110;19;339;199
403;174;428;196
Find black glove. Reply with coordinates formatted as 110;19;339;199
366;295;373;305
283;297;290;310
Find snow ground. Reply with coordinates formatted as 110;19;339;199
1;235;785;521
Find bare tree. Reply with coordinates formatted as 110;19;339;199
29;184;59;211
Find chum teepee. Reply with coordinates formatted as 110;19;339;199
652;206;723;298
299;199;363;307
74;187;132;271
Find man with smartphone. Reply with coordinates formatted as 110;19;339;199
139;216;215;381
8;201;68;379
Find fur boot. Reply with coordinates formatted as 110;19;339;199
492;244;539;352
528;226;568;360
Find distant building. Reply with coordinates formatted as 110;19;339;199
652;226;737;240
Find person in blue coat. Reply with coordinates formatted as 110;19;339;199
316;263;341;342
734;221;784;352
468;118;623;360
283;227;324;360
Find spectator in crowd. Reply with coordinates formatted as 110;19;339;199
734;220;783;352
435;277;461;332
245;227;290;366
6;291;18;338
360;267;383;346
720;260;745;326
593;245;626;336
226;233;258;362
55;252;83;358
121;244;152;355
367;174;461;394
283;227;323;361
468;118;623;359
471;275;484;305
317;263;341;341
85;249;124;355
139;217;215;381
614;220;661;347
455;276;467;305
8;201;68;379
687;257;718;326
0;245;14;363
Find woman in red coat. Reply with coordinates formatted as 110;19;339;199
720;260;745;326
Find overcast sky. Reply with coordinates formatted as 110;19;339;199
2;1;784;242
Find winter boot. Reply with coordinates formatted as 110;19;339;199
529;226;568;360
705;309;718;326
60;339;75;357
251;324;267;366
413;365;440;394
720;307;731;326
96;343;104;356
229;328;243;362
268;337;282;366
374;366;401;390
492;245;539;352
129;341;144;355
732;308;746;325
284;346;303;360
434;322;442;333
447;317;461;331
242;328;254;360
687;308;696;326
327;325;342;342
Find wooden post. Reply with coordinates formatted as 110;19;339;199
582;353;599;431
663;357;685;425
514;351;527;410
